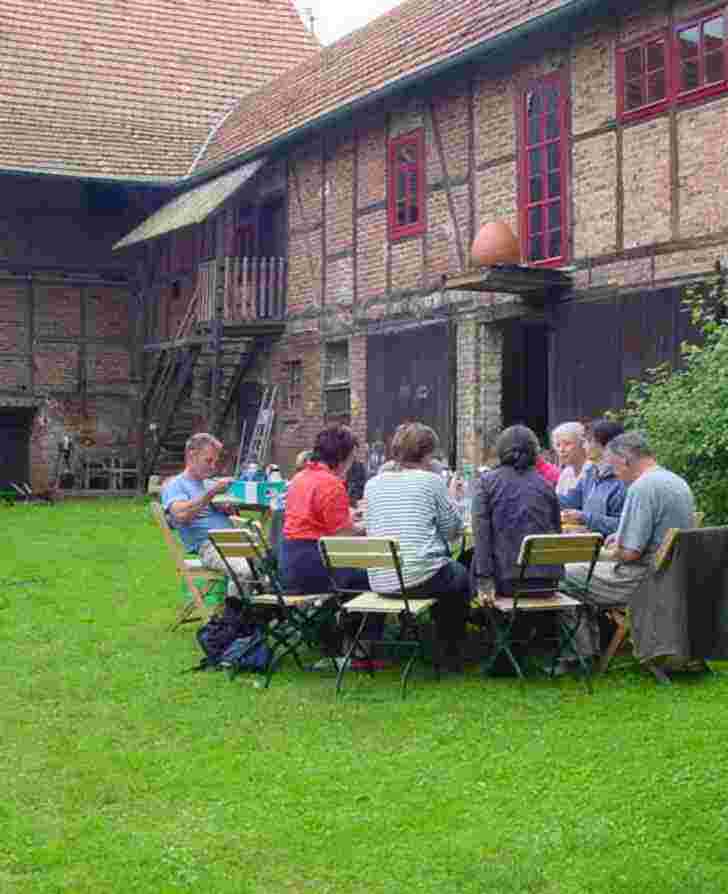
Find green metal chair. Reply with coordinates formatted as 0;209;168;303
318;536;439;699
207;527;334;687
481;532;603;691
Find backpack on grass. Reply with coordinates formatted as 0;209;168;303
186;596;271;675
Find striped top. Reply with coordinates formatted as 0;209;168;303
364;469;464;593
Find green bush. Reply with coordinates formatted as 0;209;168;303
619;269;728;524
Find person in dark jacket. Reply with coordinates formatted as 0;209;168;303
559;419;626;536
346;449;367;506
472;425;562;599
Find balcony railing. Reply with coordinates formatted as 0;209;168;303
196;256;286;324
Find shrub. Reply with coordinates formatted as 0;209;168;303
619;268;728;524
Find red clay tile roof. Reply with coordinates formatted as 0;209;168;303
0;0;318;180
194;0;575;174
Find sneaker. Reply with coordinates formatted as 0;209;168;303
546;658;572;677
308;656;349;672
351;658;391;671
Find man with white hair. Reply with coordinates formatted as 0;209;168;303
552;421;591;496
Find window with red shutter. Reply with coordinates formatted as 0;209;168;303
388;130;426;240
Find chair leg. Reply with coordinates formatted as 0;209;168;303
481;612;524;679
557;609;593;694
336;613;368;697
170;599;202;632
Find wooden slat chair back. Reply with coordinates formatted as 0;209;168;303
599;513;703;674
150;502;226;631
485;532;603;688
319;537;439;699
207;528;334;687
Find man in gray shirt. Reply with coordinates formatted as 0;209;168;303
564;431;695;659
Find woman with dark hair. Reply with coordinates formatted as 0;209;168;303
364;422;470;669
280;424;367;594
559;419;626;536
472;425;562;600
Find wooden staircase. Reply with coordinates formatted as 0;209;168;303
142;258;286;482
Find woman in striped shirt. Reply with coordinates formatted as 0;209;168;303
364;422;471;670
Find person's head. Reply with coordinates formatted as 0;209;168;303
495;425;540;472
604;431;655;483
311;424;358;475
551;421;587;468
587;419;624;462
184;432;223;480
391;422;440;468
295;449;313;472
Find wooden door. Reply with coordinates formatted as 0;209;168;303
366;321;453;462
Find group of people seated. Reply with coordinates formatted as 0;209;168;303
160;415;696;673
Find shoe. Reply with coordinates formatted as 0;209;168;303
307;656;349;672
351;658;391;671
546;658;572;677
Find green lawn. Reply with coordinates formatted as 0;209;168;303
3;499;728;893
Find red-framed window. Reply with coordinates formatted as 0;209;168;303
617;7;728;121
617;32;670;119
676;9;727;98
520;73;568;266
387;129;426;240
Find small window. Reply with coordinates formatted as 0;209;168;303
324;342;350;422
324;341;349;385
676;12;726;96
281;360;303;411
618;36;669;118
388;130;426;240
324;387;350;418
521;74;567;265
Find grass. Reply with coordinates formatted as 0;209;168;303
3;498;728;893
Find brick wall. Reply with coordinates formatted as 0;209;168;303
118;0;728;470
0;175;150;486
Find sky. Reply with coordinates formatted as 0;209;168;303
294;0;405;46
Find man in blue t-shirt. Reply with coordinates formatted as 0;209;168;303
161;433;251;588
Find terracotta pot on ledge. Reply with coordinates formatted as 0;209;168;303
470;220;520;267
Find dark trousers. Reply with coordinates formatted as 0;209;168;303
279;538;381;654
279;537;368;594
408;559;471;653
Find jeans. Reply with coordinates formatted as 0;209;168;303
407;559;471;651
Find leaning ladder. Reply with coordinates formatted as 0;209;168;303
244;385;278;468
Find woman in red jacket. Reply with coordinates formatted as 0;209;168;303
280;423;367;594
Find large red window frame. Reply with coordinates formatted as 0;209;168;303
388;129;426;240
675;7;727;100
617;31;670;120
520;72;568;266
617;6;728;122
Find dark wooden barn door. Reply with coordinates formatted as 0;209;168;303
367;322;453;461
548;286;698;423
0;410;34;490
501;320;550;441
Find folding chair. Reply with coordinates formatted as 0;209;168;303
482;533;603;691
598;513;704;674
207;528;335;688
318;537;439;699
150;502;226;631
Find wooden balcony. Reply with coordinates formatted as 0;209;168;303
196;256;286;334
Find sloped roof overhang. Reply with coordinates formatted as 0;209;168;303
114;158;265;250
190;0;610;183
